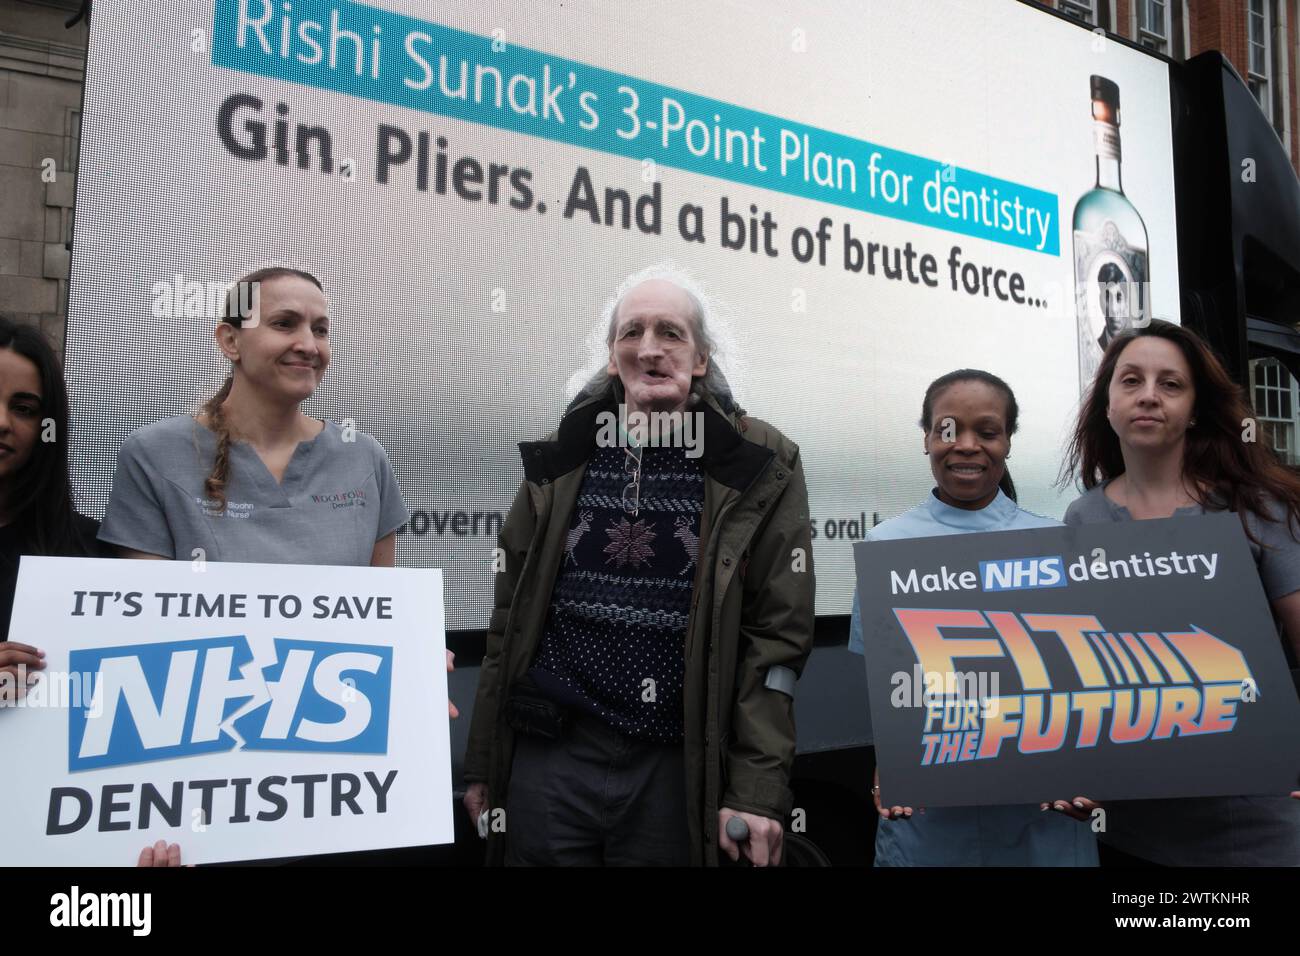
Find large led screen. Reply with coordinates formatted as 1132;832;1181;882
65;0;1181;627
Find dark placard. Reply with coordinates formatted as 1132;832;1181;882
853;514;1300;807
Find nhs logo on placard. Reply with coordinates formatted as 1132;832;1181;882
979;555;1067;592
68;636;392;771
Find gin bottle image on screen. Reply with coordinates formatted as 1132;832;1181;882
1074;75;1149;391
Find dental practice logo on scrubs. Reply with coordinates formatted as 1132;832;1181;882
309;487;368;509
67;637;392;771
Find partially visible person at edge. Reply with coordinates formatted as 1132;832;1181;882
97;266;445;866
0;316;111;706
462;263;815;866
848;369;1099;866
1061;318;1300;866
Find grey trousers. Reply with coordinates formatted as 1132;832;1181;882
504;713;692;866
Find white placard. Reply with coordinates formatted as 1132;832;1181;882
0;557;452;866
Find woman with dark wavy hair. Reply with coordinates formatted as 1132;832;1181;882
0;317;107;691
1062;319;1300;866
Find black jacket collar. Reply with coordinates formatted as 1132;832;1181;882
519;389;773;492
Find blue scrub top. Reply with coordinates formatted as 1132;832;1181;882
850;488;1099;867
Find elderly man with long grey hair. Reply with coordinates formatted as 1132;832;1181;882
463;263;815;867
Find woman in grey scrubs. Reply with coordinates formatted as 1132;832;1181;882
100;267;409;569
99;266;443;865
1061;319;1300;866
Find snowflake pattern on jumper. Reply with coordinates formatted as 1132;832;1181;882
604;517;657;568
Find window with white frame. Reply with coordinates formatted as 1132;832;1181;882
1250;357;1296;464
1247;0;1272;121
1138;0;1170;54
1058;0;1098;26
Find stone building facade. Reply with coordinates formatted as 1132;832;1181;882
0;0;86;347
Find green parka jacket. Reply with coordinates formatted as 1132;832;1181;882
463;386;815;866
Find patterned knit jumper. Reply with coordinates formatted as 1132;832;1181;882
530;442;704;742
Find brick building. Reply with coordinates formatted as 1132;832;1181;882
1032;1;1300;461
1034;0;1300;174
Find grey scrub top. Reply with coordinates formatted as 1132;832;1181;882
99;416;409;566
1065;481;1300;866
